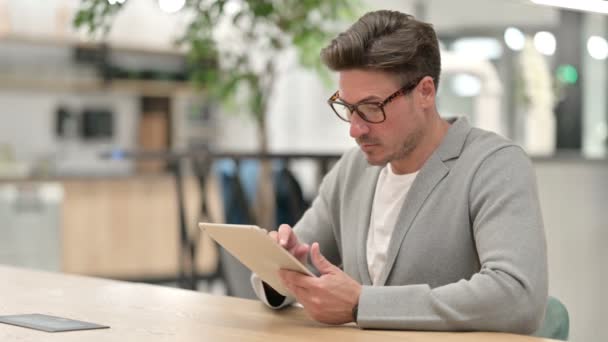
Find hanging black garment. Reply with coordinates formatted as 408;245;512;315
274;165;310;227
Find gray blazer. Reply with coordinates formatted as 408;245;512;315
293;117;548;333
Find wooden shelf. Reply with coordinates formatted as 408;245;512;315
0;32;187;57
0;75;193;96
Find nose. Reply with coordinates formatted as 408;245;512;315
349;112;370;139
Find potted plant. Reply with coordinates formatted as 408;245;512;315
74;0;355;228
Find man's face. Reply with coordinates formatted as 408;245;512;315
337;69;428;166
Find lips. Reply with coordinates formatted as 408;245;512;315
359;143;377;152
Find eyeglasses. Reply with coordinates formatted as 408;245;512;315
327;77;423;124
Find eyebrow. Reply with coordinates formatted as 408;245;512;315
338;93;383;104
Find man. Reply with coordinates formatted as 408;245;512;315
251;10;548;333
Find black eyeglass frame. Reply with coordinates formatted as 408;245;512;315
327;76;424;123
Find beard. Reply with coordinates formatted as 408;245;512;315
357;126;424;166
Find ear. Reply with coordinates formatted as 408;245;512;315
416;76;436;110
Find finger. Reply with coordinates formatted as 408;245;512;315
294;243;310;263
280;269;317;289
279;270;311;295
268;231;279;243
279;269;300;284
288;242;307;254
277;224;293;248
310;242;335;274
285;281;309;301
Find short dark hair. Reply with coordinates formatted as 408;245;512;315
320;10;441;89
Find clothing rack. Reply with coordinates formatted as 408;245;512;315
100;149;341;291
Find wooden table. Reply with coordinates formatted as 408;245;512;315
0;266;556;341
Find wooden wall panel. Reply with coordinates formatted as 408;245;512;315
61;175;218;280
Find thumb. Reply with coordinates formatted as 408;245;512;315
310;242;335;274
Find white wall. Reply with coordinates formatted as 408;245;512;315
212;48;355;154
3;0;190;52
0;89;138;176
366;0;558;30
582;14;608;158
535;161;608;342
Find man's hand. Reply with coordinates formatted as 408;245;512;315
279;242;362;325
268;224;310;264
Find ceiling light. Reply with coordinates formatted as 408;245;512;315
504;27;525;51
158;0;185;14
587;36;608;60
534;31;556;56
452;37;503;60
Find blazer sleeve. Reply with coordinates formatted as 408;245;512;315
292;156;344;267
250;273;294;309
357;146;548;334
252;156;345;305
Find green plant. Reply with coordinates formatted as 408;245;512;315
75;0;357;228
74;0;356;153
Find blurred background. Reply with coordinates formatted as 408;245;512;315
0;0;606;341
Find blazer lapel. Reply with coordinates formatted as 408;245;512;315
355;166;381;286
375;117;472;286
375;151;449;286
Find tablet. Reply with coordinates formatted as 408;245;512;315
199;222;315;297
0;313;109;332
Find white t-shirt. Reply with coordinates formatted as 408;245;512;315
367;164;418;285
251;163;418;305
